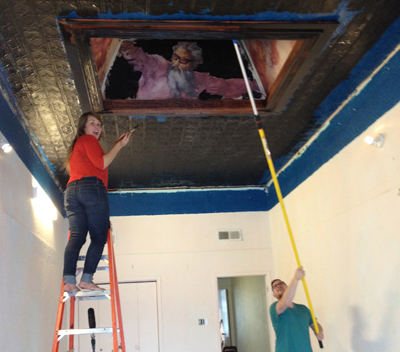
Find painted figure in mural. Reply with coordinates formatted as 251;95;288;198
117;40;260;100
270;267;324;352
62;112;131;292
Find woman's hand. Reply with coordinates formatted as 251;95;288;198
114;131;132;146
117;131;131;147
104;131;132;169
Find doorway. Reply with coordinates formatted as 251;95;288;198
218;276;271;352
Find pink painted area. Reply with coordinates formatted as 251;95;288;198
127;47;258;100
91;38;259;100
244;40;298;92
91;38;120;87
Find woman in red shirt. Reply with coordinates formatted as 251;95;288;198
62;112;131;292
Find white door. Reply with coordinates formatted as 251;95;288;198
75;282;159;352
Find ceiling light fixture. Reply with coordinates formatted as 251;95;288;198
1;142;12;153
0;130;12;153
364;133;384;148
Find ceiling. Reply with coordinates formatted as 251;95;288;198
0;0;399;193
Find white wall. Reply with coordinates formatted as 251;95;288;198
108;211;273;352
268;102;400;351
0;147;68;352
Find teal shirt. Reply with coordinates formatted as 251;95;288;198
270;302;314;352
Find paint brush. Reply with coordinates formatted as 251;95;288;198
114;124;139;145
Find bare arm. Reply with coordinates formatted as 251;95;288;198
276;267;305;315
103;132;131;169
119;41;138;59
310;322;324;341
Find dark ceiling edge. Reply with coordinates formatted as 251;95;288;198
265;17;400;210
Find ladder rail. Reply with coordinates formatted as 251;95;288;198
69;296;75;350
110;230;127;352
51;280;66;352
107;229;120;352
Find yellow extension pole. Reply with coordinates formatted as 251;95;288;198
232;40;321;340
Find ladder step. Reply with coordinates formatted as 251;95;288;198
63;290;111;302
57;328;120;341
65;290;111;297
76;266;109;271
78;254;108;261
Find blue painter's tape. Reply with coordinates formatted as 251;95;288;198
199;9;212;15
130;116;167;123
109;189;268;216
95;11;337;22
59;0;358;23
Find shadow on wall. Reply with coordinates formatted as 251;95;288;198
350;305;390;351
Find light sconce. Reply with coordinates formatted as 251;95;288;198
0;130;12;153
364;134;384;148
1;142;12;153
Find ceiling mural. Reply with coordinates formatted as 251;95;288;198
94;38;264;101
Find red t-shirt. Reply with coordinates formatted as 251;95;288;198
67;135;108;189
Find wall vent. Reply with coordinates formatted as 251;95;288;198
218;230;242;241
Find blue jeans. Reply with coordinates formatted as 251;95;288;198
63;177;110;285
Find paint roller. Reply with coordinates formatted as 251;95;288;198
232;40;324;349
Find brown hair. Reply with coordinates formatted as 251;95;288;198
61;112;103;174
271;279;281;289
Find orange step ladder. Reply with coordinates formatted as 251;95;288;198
52;229;126;352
